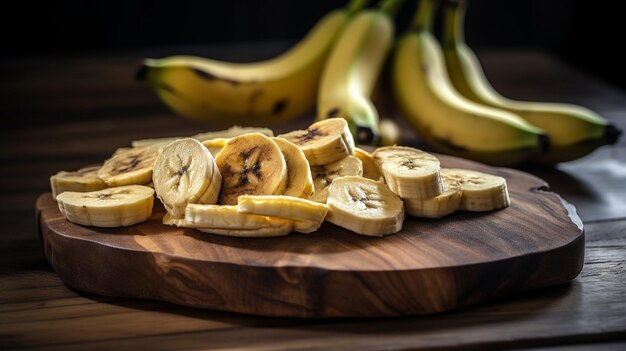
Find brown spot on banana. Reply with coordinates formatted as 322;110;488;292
272;99;289;115
191;68;241;86
326;108;341;118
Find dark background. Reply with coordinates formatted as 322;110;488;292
2;0;624;90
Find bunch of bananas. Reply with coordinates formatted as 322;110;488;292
136;0;621;165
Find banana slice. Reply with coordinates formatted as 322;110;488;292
403;175;462;218
152;138;221;218
215;133;288;205
354;147;384;182
162;212;184;227
441;168;510;211
98;147;159;186
326;176;404;237
272;137;315;198
201;138;231;157
185;204;293;237
50;165;107;198
56;185;154;227
309;155;363;203
372;146;442;199
237;195;328;233
131;126;274;148
278;118;355;166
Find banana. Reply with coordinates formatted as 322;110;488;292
185;204;293;237
391;0;549;166
372;146;442;199
56;185;154;227
326;176;404;236
442;168;510;211
403;174;461;218
131;126;273;148
152;138;221;218
98;147;159;186
309;155;363;203
354;147;384;182
136;0;369;126
50;165;107;198
271;137;315;198
237;195;328;233
215;133;287;205
278;118;355;166
442;0;621;163
201;138;230;157
316;0;403;144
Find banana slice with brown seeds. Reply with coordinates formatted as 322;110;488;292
272;137;314;198
309;155;362;203
98;146;159;186
152;138;221;218
278;118;355;166
326;176;404;237
50;165;107;198
215;133;288;205
56;185;154;227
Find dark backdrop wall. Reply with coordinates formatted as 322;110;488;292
3;0;624;89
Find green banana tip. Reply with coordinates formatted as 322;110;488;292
604;123;622;145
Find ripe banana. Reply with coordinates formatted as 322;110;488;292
442;168;510;211
278;118;355;166
202;138;230;157
215;133;287;205
185;204;293;237
442;0;621;163
152;138;221;218
98;147;158;186
131;126;274;148
136;0;369;126
326;176;404;236
372;146;442;199
403;174;461;218
354;147;384;182
50;165;107;198
237;195;328;233
271;137;315;198
309;155;363;203
391;0;549;166
56;185;154;227
316;0;403;144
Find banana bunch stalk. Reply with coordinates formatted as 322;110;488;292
316;0;405;145
391;0;550;166
136;0;370;127
442;0;621;164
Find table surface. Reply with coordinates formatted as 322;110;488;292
1;43;625;350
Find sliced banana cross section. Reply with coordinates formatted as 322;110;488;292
403;175;462;218
354;147;384;182
50;165;107;198
98;147;158;186
372;146;442;199
441;168;510;211
237;195;328;233
309;155;362;203
278;118;355;166
215;133;288;205
272;137;314;198
326;176;404;237
56;185;154;227
152;138;221;218
185;204;293;237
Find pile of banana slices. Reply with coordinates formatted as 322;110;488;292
51;119;510;237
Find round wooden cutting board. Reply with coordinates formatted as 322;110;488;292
36;154;584;318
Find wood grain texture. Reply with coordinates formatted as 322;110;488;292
36;154;584;318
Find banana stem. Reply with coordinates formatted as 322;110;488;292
346;0;371;15
442;0;467;45
379;0;406;16
410;0;437;32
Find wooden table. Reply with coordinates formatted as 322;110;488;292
1;44;625;350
